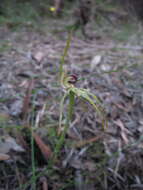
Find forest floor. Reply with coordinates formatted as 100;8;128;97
0;16;143;190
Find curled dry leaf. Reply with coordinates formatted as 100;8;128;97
35;103;46;128
114;119;130;144
90;55;102;71
33;132;52;160
0;136;25;154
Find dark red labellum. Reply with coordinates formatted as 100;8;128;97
68;74;78;84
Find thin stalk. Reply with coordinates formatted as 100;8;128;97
54;91;75;161
31;128;36;190
31;93;37;190
59;31;72;79
53;31;73;161
59;92;68;133
53;122;68;161
68;91;75;124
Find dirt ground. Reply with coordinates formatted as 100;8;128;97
0;17;143;190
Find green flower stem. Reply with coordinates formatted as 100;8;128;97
59;31;72;80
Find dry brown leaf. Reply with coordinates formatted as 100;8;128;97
35;103;46;128
21;79;34;121
40;176;48;190
0;153;10;161
33;132;52;160
114;119;129;144
115;103;128;112
74;135;103;148
19;80;30;88
32;51;44;64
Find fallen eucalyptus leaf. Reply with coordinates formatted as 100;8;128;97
0;153;10;161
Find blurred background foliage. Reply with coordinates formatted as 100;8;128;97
0;0;143;31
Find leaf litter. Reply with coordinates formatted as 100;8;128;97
0;23;143;190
